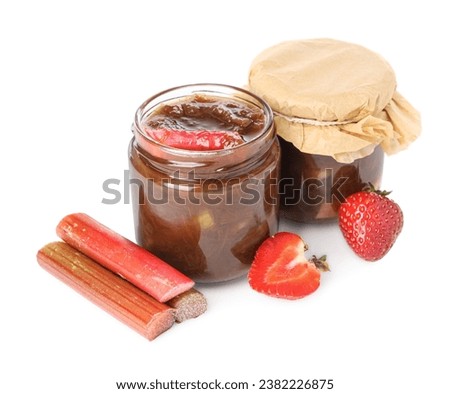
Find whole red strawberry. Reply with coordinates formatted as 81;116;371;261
338;184;403;261
248;232;329;300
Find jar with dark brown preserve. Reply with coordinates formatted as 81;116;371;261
129;84;280;283
279;139;384;222
249;39;421;222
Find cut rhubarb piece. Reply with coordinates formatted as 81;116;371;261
144;128;244;150
37;242;175;340
166;288;207;323
56;213;195;303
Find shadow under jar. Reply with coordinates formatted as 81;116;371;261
129;84;280;283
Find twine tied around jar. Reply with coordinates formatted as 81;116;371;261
273;110;353;126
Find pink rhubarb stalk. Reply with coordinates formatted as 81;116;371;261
56;213;195;303
37;242;175;340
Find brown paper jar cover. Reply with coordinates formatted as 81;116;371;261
248;38;421;222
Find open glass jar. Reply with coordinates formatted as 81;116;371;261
129;84;280;283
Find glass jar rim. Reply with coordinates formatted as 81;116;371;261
132;83;274;158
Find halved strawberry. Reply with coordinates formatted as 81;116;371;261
144;128;244;151
248;232;329;300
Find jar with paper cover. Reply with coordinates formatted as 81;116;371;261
248;38;421;222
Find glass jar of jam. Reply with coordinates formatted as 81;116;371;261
248;39;420;223
129;84;280;283
278;138;384;222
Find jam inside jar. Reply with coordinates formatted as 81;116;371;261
129;84;280;283
278;137;384;222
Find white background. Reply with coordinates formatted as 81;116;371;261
1;1;449;393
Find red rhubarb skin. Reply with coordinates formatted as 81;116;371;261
56;213;195;303
37;242;175;340
145;128;244;150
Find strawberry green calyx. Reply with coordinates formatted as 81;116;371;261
363;182;391;197
310;255;330;272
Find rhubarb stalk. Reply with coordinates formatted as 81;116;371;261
56;213;195;303
37;242;175;340
166;288;207;323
